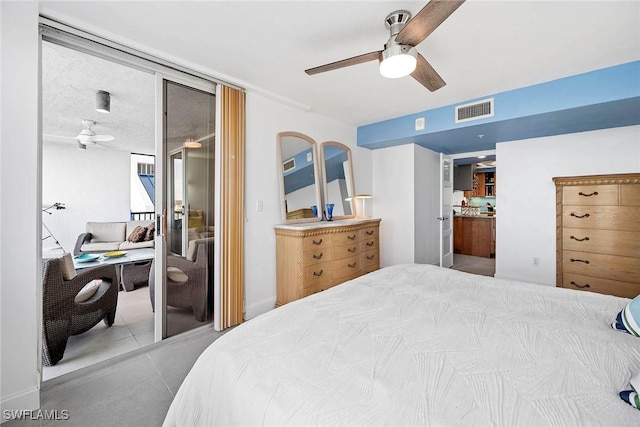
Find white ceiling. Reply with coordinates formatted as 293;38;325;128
40;0;640;152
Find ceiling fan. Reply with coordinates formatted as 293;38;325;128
305;0;466;92
44;119;115;149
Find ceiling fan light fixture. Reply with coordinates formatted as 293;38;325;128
96;90;110;113
379;45;417;79
183;138;202;149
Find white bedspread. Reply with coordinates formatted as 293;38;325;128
164;264;640;426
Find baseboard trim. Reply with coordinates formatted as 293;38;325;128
1;387;40;424
244;297;276;320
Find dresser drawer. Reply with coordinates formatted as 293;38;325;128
303;262;332;289
563;250;640;283
359;238;378;252
562;206;640;232
563;184;618;206
333;243;359;260
362;250;379;273
332;230;360;245
361;226;379;240
331;256;360;281
302;247;332;266
563;273;640;299
301;234;331;252
621;185;640;206
562;228;640;257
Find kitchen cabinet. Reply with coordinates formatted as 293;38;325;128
453;216;495;258
464;172;496;198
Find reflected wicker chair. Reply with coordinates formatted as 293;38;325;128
42;258;119;366
149;237;213;322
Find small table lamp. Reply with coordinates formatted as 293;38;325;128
352;194;372;218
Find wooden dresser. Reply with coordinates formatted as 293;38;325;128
275;218;381;306
553;173;640;298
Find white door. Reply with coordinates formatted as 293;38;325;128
439;153;454;268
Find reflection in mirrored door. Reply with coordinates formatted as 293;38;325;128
163;80;216;337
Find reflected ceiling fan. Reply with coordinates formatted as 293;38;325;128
44;119;115;149
305;0;466;92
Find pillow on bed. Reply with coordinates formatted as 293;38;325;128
611;295;640;336
620;372;640;410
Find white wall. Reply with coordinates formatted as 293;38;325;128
0;5;369;415
1;0;41;416
243;91;369;318
372;144;416;266
495;125;640;285
373;144;442;267
42;143;131;254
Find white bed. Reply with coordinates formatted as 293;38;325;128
164;264;640;426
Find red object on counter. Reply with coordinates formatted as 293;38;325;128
461;200;466;206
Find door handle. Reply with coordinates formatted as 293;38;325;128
437;216;449;221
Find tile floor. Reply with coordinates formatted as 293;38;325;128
5;326;228;426
451;253;496;277
43;285;207;381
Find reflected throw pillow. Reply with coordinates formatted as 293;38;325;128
612;294;640;336
167;267;188;283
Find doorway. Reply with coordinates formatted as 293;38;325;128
40;29;222;379
162;80;216;338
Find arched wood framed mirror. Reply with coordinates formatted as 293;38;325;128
277;132;323;224
320;141;356;220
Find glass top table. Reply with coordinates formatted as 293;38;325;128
73;248;155;290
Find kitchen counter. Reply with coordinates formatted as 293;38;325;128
453;215;496;258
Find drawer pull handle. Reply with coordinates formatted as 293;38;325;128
570;281;590;289
570;235;590;242
570;258;590;264
366;230;374;235
347;234;356;240
312;252;323;260
313;269;323;277
570;212;590;219
367;255;375;260
366;242;374;247
312;239;323;245
347;262;357;268
347;247;356;253
578;191;599;197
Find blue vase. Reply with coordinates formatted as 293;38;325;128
311;205;318;217
326;203;335;221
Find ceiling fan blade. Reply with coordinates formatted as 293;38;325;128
93;135;115;142
305;51;382;75
396;0;466;46
411;53;446;92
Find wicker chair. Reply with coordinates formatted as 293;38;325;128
42;258;119;366
149;238;213;322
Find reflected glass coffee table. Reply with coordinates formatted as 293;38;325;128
74;248;155;291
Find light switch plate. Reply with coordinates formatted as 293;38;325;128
415;117;425;131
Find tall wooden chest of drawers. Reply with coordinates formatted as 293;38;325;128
275;218;381;306
553;173;640;298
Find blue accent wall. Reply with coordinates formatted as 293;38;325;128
357;61;640;153
283;148;316;194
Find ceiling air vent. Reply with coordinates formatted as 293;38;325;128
455;98;494;123
283;158;296;172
